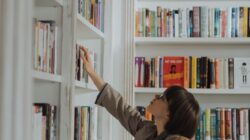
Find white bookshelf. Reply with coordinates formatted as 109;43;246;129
77;14;105;39
135;37;250;45
32;71;62;83
135;87;250;95
132;0;250;109
35;0;63;7
75;80;98;92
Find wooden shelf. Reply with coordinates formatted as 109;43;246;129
77;14;104;39
35;0;63;7
75;80;98;92
135;37;250;45
32;71;62;83
135;87;250;95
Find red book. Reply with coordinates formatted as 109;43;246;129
163;57;184;88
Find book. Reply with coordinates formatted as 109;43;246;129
163;56;184;87
234;58;250;88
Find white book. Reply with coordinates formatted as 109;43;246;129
39;23;44;71
186;8;190;37
180;8;187;38
234;58;250;88
90;107;98;140
244;109;249;140
34;22;39;70
174;11;179;37
223;58;229;89
201;7;208;37
240;109;245;140
54;26;58;75
210;8;215;37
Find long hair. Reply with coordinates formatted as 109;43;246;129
163;86;200;138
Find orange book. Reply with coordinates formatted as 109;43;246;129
184;57;189;88
163;57;184;88
220;108;226;140
243;7;248;37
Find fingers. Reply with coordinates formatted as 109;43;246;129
81;47;90;61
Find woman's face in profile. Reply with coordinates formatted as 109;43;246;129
146;94;170;120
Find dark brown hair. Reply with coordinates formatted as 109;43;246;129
163;85;200;138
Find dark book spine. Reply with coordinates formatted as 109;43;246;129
207;58;211;88
196;57;201;88
249;109;250;140
145;9;150;37
144;61;149;87
248;8;250;37
210;58;215;89
189;56;192;88
216;108;221;140
200;57;204;88
189;11;193;37
204;57;208;88
236;109;240;140
228;58;234;89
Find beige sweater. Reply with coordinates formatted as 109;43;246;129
95;84;189;140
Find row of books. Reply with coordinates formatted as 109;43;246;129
33;20;58;74
33;103;57;140
78;0;105;32
135;56;250;89
75;44;97;83
135;7;250;38
196;108;250;140
74;106;98;140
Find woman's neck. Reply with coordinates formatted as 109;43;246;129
155;118;167;135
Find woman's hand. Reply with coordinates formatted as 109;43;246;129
80;47;95;76
80;47;106;91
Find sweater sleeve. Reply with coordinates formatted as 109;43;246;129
95;84;143;136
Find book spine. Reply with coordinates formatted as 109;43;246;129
193;7;200;37
215;58;220;89
205;109;211;140
248;8;250;37
225;108;232;140
221;108;226;140
196;57;201;88
216;108;221;140
192;56;197;89
243;7;248;37
228;58;234;89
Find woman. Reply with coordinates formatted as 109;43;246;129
80;48;200;140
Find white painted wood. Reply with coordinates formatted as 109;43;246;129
135;87;250;94
135;38;250;45
77;14;105;39
135;0;250;9
123;0;135;140
0;0;33;140
32;71;62;83
35;0;63;7
135;93;250;108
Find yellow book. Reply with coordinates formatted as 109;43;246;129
192;56;197;89
205;109;211;140
243;7;248;37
